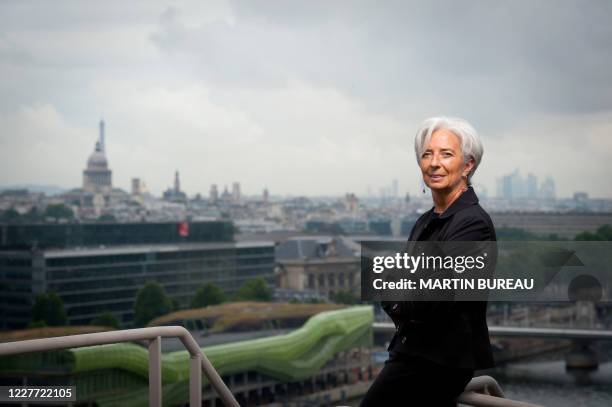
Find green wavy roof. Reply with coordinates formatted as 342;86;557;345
0;305;373;407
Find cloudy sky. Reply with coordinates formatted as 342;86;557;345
1;0;611;198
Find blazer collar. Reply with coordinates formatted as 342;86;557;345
430;186;479;220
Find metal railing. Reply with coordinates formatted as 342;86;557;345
459;376;542;407
373;322;612;340
0;328;544;407
0;326;240;407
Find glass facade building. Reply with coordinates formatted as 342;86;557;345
0;222;274;329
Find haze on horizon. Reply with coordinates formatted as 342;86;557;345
1;0;612;198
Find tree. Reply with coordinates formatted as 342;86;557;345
191;283;226;308
575;231;600;241
171;297;181;311
31;292;67;326
91;312;121;329
31;294;47;325
27;320;47;329
599;225;612;240
23;207;43;222
97;214;117;222
44;204;74;221
0;208;20;222
331;290;359;305
576;224;612;241
133;282;172;326
234;278;273;302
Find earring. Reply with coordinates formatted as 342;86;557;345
420;178;427;194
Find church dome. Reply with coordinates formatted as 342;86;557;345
86;142;108;169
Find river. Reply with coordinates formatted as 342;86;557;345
347;345;612;406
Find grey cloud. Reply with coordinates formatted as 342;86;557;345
151;0;612;125
2;0;612;197
0;1;162;30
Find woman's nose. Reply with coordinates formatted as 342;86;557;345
430;153;440;167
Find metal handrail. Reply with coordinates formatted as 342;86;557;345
373;322;612;340
0;326;240;407
464;375;505;398
458;376;543;407
0;330;546;407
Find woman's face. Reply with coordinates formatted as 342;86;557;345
419;128;474;192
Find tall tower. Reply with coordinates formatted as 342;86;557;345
99;119;105;153
232;182;241;204
174;170;181;193
210;184;219;203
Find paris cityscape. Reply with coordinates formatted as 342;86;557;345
2;1;612;406
1;117;611;407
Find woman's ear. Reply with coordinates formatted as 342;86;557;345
463;158;475;177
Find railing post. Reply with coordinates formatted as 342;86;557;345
149;336;162;407
0;326;241;407
190;354;202;406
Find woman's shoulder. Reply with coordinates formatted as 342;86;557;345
447;203;496;241
454;202;493;224
408;209;434;239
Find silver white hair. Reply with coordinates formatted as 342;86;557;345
414;116;484;183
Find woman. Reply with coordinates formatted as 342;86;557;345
361;117;496;406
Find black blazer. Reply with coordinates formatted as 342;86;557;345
383;186;496;370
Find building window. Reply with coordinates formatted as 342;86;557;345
308;274;315;289
339;272;345;287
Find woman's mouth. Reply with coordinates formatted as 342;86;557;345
429;174;445;181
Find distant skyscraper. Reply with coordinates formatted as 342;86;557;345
498;171;515;199
498;169;531;200
526;173;538;199
263;187;269;203
232;182;241;204
510;170;525;199
210;184;219;203
174;170;181;193
497;170;555;201
221;185;231;201
540;177;556;200
573;192;588;202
